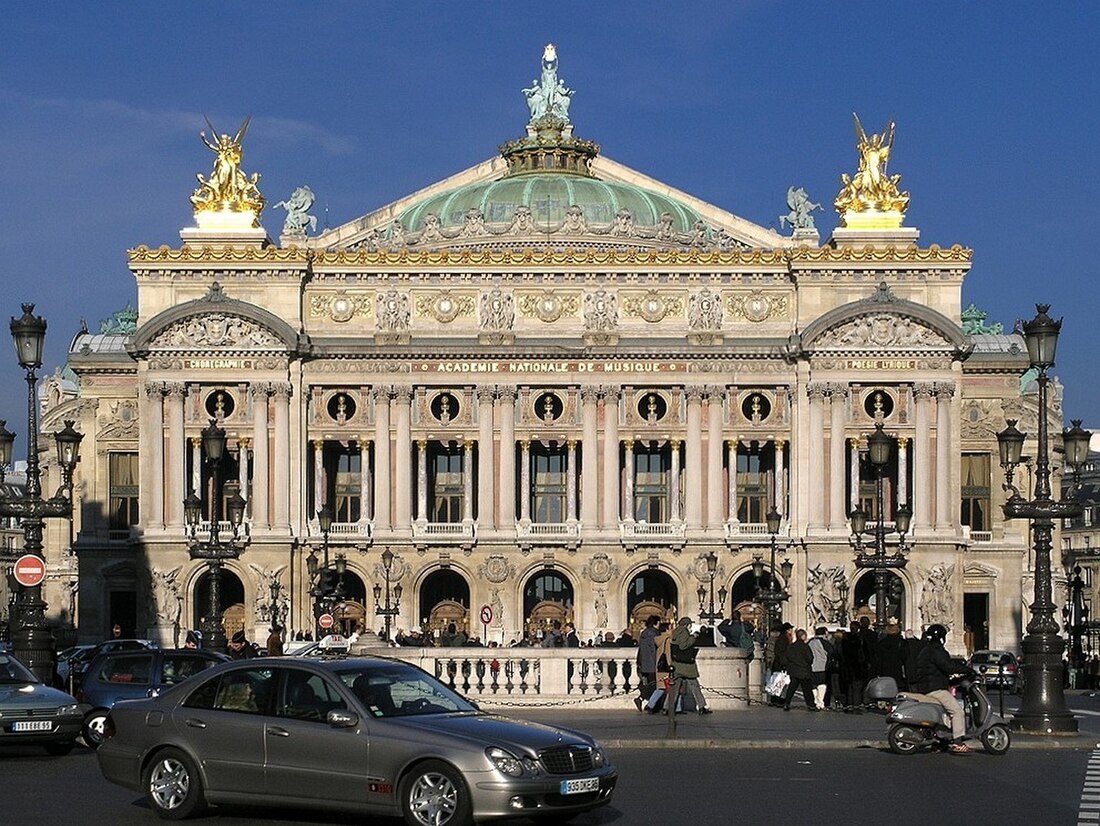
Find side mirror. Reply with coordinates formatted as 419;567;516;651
327;709;359;728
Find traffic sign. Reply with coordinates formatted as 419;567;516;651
480;604;493;625
318;613;335;629
13;554;46;588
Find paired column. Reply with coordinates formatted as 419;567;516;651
394;388;412;530
849;438;861;513
477;388;495;530
250;384;270;530
727;439;739;523
497;389;517;527
462;439;474;523
358;439;372;522
580;388;599;529
897;437;909;507
807;383;828;529
705;388;724;528
190;437;202;501
416;440;428;521
935;382;955;530
670;439;682;523
313;440;325;511
684;387;703;529
372;388;392;530
624;439;636;523
566;440;578;523
165;383;186;529
141;383;165;529
774;439;786;516
272;383;292;531
519;440;531;523
602;389;620;527
828;384;848;529
237;438;250;513
913;383;934;531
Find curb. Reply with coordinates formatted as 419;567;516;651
598;737;1095;750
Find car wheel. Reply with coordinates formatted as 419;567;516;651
981;723;1012;755
44;740;75;756
82;709;109;750
400;759;473;826
143;747;206;820
887;723;923;755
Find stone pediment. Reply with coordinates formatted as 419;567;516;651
147;312;282;351
814;313;948;350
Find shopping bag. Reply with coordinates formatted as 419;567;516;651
765;670;791;698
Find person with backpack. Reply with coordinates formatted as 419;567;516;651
669;617;712;715
807;626;835;709
717;613;755;658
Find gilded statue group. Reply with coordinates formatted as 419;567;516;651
834;113;910;216
190;115;265;220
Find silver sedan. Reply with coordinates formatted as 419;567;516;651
96;655;616;825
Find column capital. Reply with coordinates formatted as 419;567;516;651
312;439;325;450
913;382;935;400
849;437;861;449
566;438;578;450
727;438;740;450
520;439;531;450
934;381;956;400
807;382;830;400
238;436;252;450
356;437;373;448
272;382;293;401
249;381;272;399
897;436;910;449
828;382;849;399
463;439;474;451
670;438;682;449
601;386;622;403
476;386;496;403
144;381;167;399
580;386;601;404
371;385;393;402
190;436;203;448
684;385;706;403
773;438;786;450
165;381;187;398
703;385;726;402
416;439;428;449
495;386;518;403
393;386;414;405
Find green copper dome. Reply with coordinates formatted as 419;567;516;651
394;173;701;234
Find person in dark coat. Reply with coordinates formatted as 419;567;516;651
842;620;868;710
635;615;660;711
227;629;256;660
873;621;906;688
913;623;971;753
670;617;712;715
780;629;819;711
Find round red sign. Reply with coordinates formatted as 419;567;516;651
318;613;335;629
480;604;493;625
13;554;46;588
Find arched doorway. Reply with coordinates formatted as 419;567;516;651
331;571;367;637
193;568;245;640
419;570;470;637
626;570;677;634
523;570;574;637
730;569;773;633
852;571;905;627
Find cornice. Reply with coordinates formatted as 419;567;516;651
790;244;972;264
128;245;310;264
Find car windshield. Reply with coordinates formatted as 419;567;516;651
971;652;1010;665
336;662;476;718
0;654;40;684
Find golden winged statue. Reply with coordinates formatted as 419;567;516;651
190;116;265;224
834;113;909;224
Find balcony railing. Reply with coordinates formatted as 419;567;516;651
724;521;790;542
412;521;477;543
962;525;993;543
306;519;374;543
619;521;686;543
516;521;581;543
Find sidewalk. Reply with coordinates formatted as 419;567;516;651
507;700;1095;750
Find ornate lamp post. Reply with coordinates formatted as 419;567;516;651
996;303;1092;734
0;305;83;681
697;551;727;626
307;505;334;636
268;576;283;629
1064;565;1088;688
850;423;911;632
837;579;851;627
373;547;403;642
753;506;795;637
183;418;247;654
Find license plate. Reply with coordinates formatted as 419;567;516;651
12;721;53;732
560;777;600;795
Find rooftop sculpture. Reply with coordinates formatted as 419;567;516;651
190;116;265;226
522;43;574;126
834;113;909;227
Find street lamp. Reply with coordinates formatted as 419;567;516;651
997;303;1092;734
268;576;283;629
697;551;728;626
0;305;83;681
850;422;911;632
753;506;795;637
183;418;248;653
307;505;335;637
373;547;403;642
1064;566;1088;688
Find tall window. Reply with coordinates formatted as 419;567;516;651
109;452;139;531
431;445;464;523
736;450;771;523
635;444;670;523
856;452;895;520
326;444;362;523
532;446;567;523
960;453;991;531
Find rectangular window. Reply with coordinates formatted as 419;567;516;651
960;453;991;531
635;447;668;523
333;449;362;523
109;452;140;531
431;448;464;523
532;449;567;523
736;451;771;524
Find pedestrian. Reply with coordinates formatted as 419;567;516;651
781;629;819;711
562;623;580;648
635;615;660;712
768;623;794;706
110;623;122;640
227;629;256;660
541;620;564;648
807;626;834;710
669;617;712;715
441;622;468;647
184;630;201;649
874;620;906;688
842;620;868;710
266;625;284;656
858;616;879;678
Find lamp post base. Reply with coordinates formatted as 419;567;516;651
1011;632;1078;734
12;585;56;684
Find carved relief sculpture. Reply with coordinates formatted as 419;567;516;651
149;567;182;627
376;290;411;333
919;563;955;628
806;564;847;626
479;288;515;332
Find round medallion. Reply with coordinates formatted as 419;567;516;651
640;293;667;323
535;292;563;323
744;292;771;323
432;294;460;323
330;295;354;323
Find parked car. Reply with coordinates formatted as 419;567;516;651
968;650;1021;692
68;639;159;695
56;644;97;687
0;651;90;756
96;656;617;825
80;648;228;748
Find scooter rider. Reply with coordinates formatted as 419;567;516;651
913;623;971;754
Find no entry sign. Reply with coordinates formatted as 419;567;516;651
318;613;335;630
13;554;46;588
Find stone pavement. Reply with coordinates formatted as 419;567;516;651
504;698;1097;750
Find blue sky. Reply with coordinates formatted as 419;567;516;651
1;2;1098;450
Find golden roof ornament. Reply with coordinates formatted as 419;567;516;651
190;116;265;229
834;113;910;229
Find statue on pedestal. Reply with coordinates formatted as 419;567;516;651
190;115;265;223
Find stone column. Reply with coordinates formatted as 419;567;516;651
602;389;620;528
416;440;428;522
190;437;202;499
670;439;682;523
935;382;955;530
684;387;703;529
463;439;474;524
773;439;786;516
272;382;292;531
142;382;165;529
829;384;848;529
566;439;578;523
477;387;495;530
250;384;270;530
359;439;373;521
849;438;861;513
497;389;517;527
519;440;531;523
313;439;325;511
372;388;392;530
807;382;828;530
624;439;636;523
580;388;599;529
237;437;250;515
165;383;186;529
394;388;413;530
705;387;724;529
728;439;739;524
913;383;934;531
897;437;909;507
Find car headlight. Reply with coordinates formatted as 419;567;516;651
56;704;84;717
487;747;524;777
591;746;606;768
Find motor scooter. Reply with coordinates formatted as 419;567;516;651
866;675;1012;755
